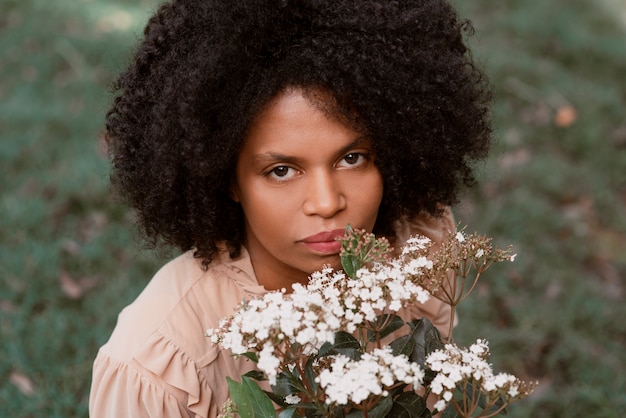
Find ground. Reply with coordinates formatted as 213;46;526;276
1;0;625;416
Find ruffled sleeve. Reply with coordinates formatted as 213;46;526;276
91;332;231;418
90;347;200;418
393;208;458;338
89;249;264;418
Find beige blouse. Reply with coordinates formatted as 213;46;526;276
89;210;456;418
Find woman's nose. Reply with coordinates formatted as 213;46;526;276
302;170;347;218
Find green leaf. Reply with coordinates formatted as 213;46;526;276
367;314;406;342
264;390;288;408
390;318;444;385
345;395;393;418
318;331;362;358
387;383;409;399
304;356;319;394
278;408;303;418
387;392;431;418
441;404;459;418
244;370;266;381
339;225;361;278
297;402;325;417
241;352;260;363
271;373;301;396
403;317;444;366
277;408;297;418
390;334;415;358
341;253;360;278
227;376;276;418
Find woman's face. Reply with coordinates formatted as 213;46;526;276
232;88;384;290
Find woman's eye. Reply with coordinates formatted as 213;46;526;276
338;152;368;168
267;166;296;181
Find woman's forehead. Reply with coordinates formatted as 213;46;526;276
241;88;366;155
250;86;365;136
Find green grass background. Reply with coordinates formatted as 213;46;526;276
1;0;625;416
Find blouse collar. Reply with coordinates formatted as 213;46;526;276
218;244;268;297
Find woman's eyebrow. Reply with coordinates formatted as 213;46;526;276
337;136;372;155
250;152;299;165
250;136;372;164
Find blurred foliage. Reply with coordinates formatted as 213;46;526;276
1;1;162;417
451;1;626;417
1;0;625;416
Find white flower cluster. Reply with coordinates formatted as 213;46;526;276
317;347;425;405
206;286;338;384
342;235;433;319
426;339;526;412
206;237;435;386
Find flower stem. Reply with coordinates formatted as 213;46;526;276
447;304;456;343
294;357;316;400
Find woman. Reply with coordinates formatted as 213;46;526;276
90;0;492;416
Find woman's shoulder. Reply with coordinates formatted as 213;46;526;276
99;248;260;363
91;248;263;417
393;207;456;248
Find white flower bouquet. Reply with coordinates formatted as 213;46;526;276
206;226;535;417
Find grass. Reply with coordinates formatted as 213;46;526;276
1;0;625;416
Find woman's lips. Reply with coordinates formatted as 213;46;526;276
299;229;345;254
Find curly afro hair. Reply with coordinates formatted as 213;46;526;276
106;0;492;266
